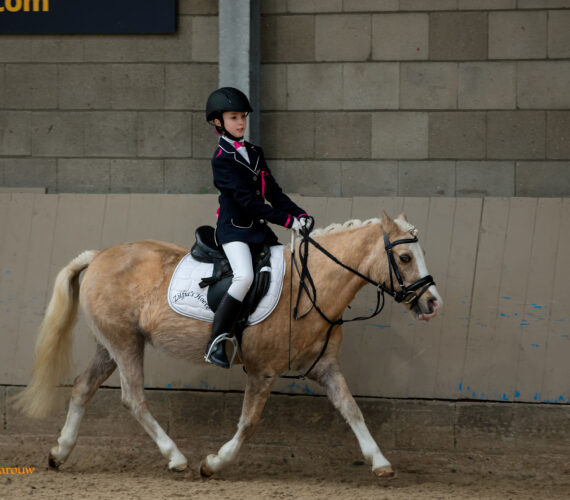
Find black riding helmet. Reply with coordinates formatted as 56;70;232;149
205;87;253;139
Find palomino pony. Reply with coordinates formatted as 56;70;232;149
14;212;442;478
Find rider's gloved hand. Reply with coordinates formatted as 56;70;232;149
299;216;314;233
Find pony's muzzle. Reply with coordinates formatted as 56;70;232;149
416;288;442;321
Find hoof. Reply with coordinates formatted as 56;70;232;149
48;454;61;470
170;465;194;480
199;460;213;478
170;463;188;473
374;466;396;479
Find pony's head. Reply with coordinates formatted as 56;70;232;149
378;211;442;321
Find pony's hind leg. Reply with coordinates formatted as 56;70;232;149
49;343;117;468
111;334;188;472
311;359;395;478
200;374;274;477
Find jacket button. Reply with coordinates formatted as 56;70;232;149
259;219;265;224
256;190;260;195
253;175;257;181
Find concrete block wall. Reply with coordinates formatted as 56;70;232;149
0;1;219;194
260;1;570;197
0;0;569;197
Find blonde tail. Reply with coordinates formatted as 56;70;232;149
12;250;99;418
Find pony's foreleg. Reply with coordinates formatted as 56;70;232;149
312;360;394;478
200;374;274;477
49;343;117;468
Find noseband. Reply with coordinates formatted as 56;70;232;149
382;232;435;308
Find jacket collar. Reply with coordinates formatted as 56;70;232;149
218;138;260;174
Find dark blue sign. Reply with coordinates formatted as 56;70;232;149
0;0;176;34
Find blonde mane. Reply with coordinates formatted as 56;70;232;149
287;216;419;248
310;217;381;237
290;216;419;245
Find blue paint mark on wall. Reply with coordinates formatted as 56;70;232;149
199;380;215;391
287;382;317;395
4;269;10;275
503;296;512;300
531;344;540;348
531;304;544;309
457;385;566;404
370;323;391;329
562;334;569;339
520;320;530;326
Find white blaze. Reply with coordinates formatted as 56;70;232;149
394;219;443;305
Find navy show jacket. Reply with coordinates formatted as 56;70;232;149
212;138;307;246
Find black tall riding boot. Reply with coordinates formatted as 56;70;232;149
204;293;243;368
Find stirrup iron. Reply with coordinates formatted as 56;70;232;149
204;333;239;368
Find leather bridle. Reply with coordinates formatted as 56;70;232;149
278;219;435;380
382;232;435;309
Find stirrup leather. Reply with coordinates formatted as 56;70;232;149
204;333;239;367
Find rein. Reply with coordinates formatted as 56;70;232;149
277;219;434;380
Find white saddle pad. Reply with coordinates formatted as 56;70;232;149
167;245;285;325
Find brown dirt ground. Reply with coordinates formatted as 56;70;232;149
1;434;569;499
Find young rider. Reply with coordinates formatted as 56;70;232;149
204;87;313;369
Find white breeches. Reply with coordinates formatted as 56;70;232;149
222;241;254;302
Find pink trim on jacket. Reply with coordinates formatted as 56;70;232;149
261;171;269;199
285;214;292;228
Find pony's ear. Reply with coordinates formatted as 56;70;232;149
396;212;408;222
381;211;397;233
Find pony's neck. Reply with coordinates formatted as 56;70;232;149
304;223;384;320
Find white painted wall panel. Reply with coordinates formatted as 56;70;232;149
1;193;568;404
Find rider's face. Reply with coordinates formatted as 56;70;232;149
216;112;247;139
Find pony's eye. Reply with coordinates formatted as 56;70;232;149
399;254;411;264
